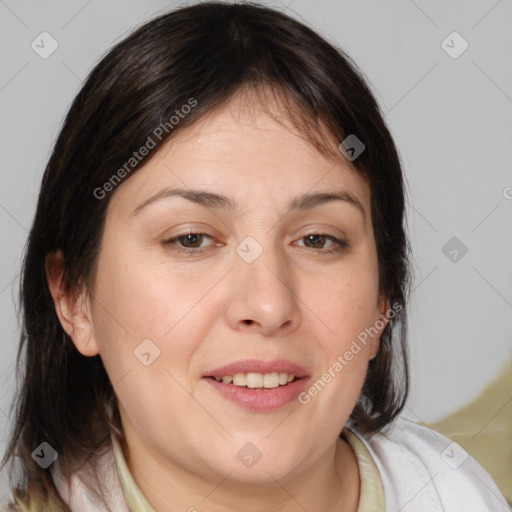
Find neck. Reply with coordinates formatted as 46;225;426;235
122;434;360;512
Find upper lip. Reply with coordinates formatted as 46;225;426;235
203;358;309;378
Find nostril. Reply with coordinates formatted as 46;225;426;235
243;319;254;325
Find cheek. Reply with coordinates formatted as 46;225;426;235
91;242;191;339
307;257;380;345
299;252;380;412
90;243;229;384
90;250;219;441
113;360;197;441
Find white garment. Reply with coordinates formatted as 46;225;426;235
353;416;511;511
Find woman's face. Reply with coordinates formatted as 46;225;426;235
78;92;388;484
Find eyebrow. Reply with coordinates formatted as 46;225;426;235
131;186;366;221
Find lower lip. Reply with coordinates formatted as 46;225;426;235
203;377;309;411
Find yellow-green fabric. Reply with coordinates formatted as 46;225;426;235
342;428;386;511
111;436;154;511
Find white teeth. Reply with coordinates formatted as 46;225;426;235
233;373;246;386
263;372;280;388
213;372;296;388
246;372;263;388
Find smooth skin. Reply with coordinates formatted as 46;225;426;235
46;88;390;512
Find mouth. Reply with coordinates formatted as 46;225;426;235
205;372;300;389
202;359;310;411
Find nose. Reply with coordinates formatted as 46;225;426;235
224;239;302;336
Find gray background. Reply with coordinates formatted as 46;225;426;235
1;0;511;499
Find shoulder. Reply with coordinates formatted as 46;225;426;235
352;416;511;512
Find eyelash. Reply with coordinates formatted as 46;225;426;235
162;232;349;256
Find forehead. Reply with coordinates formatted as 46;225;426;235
107;91;371;222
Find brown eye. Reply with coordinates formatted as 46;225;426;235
177;233;204;248
296;233;348;254
162;232;216;254
303;234;328;249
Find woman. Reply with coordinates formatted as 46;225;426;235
2;2;508;511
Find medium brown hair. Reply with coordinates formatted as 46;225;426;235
2;1;411;508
